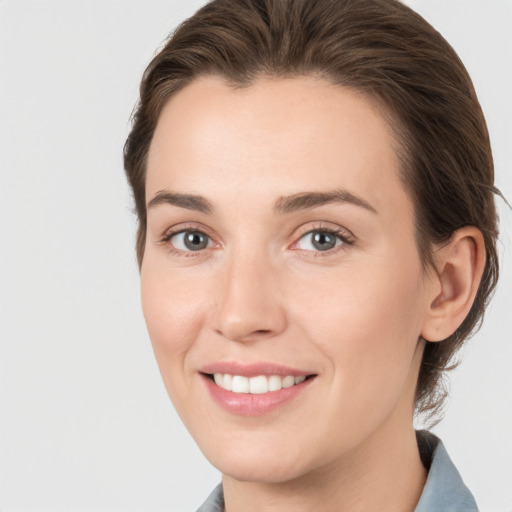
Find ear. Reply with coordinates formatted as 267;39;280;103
421;227;486;342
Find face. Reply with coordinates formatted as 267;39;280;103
142;76;435;483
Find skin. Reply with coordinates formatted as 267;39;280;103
141;75;485;512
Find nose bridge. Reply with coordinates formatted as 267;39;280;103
213;244;286;342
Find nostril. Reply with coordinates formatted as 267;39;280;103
215;325;277;343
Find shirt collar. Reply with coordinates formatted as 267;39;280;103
197;483;224;512
415;430;478;512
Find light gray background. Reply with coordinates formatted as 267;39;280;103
1;1;511;511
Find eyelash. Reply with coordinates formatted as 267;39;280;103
158;223;354;257
291;224;354;256
159;223;215;258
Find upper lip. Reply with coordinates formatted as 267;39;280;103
200;361;315;377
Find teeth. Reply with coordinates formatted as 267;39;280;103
223;373;233;391
268;375;282;392
249;375;268;394
232;375;250;393
212;373;308;394
214;373;224;387
282;376;295;388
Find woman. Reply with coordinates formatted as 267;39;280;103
124;0;499;510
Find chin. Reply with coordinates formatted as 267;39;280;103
215;457;308;484
200;434;309;483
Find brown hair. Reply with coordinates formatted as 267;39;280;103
124;0;499;421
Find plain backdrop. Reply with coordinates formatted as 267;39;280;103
1;1;511;511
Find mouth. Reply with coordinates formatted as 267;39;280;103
204;372;315;394
199;362;317;415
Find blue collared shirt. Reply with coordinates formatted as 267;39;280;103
196;431;478;512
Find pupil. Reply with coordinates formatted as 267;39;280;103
312;232;335;251
184;231;208;250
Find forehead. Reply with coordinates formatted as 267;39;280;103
146;75;410;219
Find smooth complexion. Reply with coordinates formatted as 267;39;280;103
141;76;484;512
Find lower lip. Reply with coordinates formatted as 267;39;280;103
201;374;315;416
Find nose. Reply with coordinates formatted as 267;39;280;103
211;251;287;343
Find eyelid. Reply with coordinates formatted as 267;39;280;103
292;222;355;243
158;222;220;255
160;222;216;242
289;222;355;252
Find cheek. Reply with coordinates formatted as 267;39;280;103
140;262;207;378
289;257;426;399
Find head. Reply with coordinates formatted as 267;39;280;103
124;0;498;475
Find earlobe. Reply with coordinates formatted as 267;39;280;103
421;227;486;342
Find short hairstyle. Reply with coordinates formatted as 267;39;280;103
124;0;499;421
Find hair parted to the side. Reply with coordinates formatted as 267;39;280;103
124;0;499;422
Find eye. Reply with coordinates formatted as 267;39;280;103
295;229;347;252
169;230;212;251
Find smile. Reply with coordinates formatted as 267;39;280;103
200;363;317;415
212;373;307;394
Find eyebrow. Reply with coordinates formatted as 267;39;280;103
274;189;377;215
146;188;377;215
147;190;214;214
